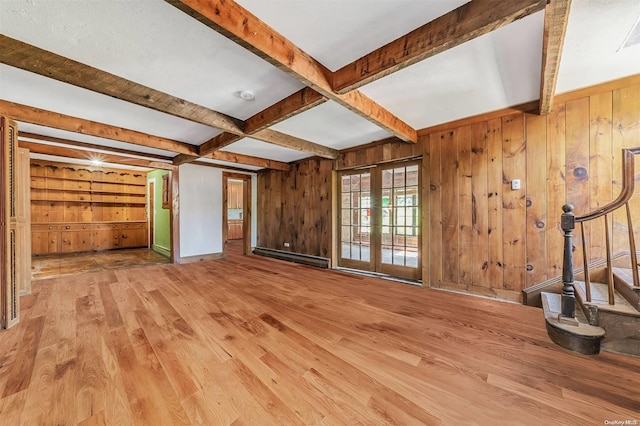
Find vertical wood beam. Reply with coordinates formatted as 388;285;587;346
539;0;572;115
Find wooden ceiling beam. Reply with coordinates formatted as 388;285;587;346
172;154;201;166
0;100;198;156
244;87;326;134
252;129;339;159
166;0;418;143
539;0;572;115
198;132;242;157
19;131;173;161
0;35;245;135
198;87;328;158
333;0;547;94
204;151;290;172
19;140;175;170
3;35;339;164
191;160;260;174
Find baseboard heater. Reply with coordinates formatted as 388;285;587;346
253;247;330;269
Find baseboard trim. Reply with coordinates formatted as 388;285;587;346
178;252;225;264
152;244;171;258
253;247;330;269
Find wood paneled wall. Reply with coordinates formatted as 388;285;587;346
257;158;332;257
256;75;640;302
425;80;640;301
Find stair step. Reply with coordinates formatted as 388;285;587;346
574;281;640;317
612;267;640;311
541;292;605;355
612;266;640;289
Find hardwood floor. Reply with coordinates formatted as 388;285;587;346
2;247;639;425
31;248;170;280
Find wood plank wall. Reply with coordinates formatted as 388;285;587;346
426;79;640;301
257;158;332;257
256;75;640;302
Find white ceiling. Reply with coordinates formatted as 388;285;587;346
1;0;639;171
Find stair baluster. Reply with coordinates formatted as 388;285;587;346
625;202;639;288
580;221;592;302
604;214;615;305
561;204;576;319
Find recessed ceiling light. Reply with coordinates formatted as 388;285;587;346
236;90;255;101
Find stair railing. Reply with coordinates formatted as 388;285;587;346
560;147;640;319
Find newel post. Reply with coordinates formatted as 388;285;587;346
561;204;576;319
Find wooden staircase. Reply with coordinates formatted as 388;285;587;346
542;147;640;356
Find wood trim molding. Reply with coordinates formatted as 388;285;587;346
553;73;640;105
539;0;572;115
417;101;539;136
417;75;640;138
332;0;547;94
170;168;180;264
338;136;404;155
223;172;253;256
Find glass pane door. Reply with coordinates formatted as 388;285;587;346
339;171;373;270
378;163;420;279
338;161;421;281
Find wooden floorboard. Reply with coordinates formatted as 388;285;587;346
31;248;170;280
2;244;639;424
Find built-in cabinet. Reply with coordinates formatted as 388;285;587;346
30;160;148;255
31;222;147;255
228;181;243;209
227;220;243;240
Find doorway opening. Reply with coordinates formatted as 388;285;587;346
223;173;252;256
338;161;421;281
147;169;172;260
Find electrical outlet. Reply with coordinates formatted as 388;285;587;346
283;242;290;248
511;179;521;190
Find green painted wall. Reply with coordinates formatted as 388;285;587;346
147;169;171;258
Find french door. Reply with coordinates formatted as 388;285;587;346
338;161;421;280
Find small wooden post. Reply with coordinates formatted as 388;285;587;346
561;204;576;319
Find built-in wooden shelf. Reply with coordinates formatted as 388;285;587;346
30;160;148;253
31;198;147;205
30;175;146;187
30;187;146;196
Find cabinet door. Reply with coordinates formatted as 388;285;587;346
32;225;60;255
32;231;59;255
121;224;146;248
228;221;243;240
94;226;119;250
60;230;92;253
